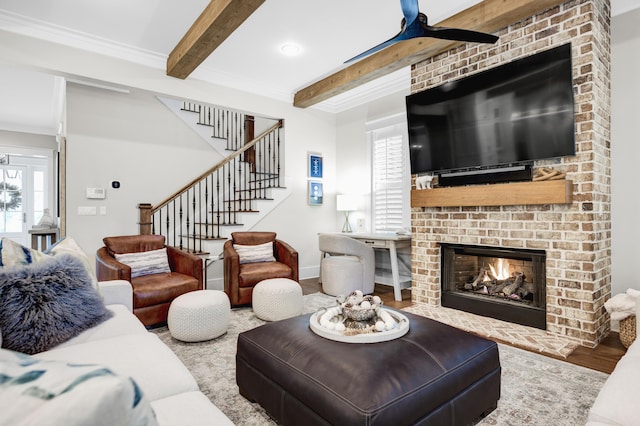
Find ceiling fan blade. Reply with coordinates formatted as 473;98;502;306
344;33;405;64
422;25;499;44
400;0;419;25
344;5;499;64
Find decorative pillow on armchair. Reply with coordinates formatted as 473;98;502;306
114;247;171;278
0;254;113;354
0;348;158;426
233;241;276;264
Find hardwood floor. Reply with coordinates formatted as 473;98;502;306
300;278;626;374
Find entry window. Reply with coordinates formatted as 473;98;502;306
33;169;46;224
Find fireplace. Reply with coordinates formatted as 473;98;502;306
440;244;546;330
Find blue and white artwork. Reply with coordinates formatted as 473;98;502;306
308;181;323;205
309;154;323;178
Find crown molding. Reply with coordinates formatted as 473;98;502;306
0;9;409;114
0;10;166;69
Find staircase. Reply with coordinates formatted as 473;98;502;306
138;99;290;264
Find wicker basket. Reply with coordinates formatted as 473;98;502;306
620;315;636;348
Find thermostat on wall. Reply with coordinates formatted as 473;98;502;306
86;187;106;199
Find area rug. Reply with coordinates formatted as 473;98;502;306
403;302;580;359
152;293;608;425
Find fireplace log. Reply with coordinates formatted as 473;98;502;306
502;280;520;296
469;269;486;289
491;282;507;295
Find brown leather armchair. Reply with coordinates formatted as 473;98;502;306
224;232;298;307
96;235;203;326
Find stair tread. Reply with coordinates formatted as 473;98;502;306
180;234;227;241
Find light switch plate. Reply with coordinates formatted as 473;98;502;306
78;206;97;215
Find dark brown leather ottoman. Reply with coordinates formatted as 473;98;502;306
236;311;500;425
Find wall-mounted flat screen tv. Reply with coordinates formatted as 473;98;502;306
406;43;576;176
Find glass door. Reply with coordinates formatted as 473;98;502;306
0;165;26;245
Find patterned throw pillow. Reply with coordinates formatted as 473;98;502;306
114;248;171;278
0;236;99;290
233;241;275;264
0;349;158;426
0;237;48;267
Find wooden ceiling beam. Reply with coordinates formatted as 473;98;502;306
293;0;566;108
167;0;265;79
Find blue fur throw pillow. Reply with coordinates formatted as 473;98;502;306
0;254;113;354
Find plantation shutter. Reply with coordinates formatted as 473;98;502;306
369;120;410;233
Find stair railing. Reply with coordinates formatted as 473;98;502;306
138;119;284;254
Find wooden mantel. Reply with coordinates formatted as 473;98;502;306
411;179;573;208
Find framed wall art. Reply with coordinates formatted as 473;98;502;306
308;180;323;206
308;152;323;179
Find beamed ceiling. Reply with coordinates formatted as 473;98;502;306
170;0;565;108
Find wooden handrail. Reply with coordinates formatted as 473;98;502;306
151;119;283;213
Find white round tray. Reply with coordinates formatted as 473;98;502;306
309;308;410;343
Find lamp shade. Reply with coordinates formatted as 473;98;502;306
336;194;358;211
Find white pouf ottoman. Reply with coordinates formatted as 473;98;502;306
168;290;231;342
252;278;303;321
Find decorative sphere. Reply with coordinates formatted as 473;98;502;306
360;301;371;309
372;296;382;305
375;321;386;332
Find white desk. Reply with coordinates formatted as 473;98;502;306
321;232;411;301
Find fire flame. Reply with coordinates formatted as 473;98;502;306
489;258;510;280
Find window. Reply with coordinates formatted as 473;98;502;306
368;116;410;233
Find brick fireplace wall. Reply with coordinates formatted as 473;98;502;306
410;0;611;347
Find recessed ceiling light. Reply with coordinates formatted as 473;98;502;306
280;42;302;56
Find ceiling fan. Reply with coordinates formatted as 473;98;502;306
345;0;499;63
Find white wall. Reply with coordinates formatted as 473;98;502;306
611;8;640;296
65;84;223;258
0;30;338;281
335;90;409;232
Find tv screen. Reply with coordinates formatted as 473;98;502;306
406;43;576;176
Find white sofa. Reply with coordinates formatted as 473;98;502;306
32;280;233;426
587;302;640;425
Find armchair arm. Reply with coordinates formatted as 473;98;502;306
98;280;133;311
275;239;299;281
223;240;241;302
166;246;204;289
96;247;132;281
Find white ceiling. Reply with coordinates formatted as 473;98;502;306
0;0;639;135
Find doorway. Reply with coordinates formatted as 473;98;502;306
0;149;55;247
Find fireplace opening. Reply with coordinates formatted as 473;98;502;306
441;244;546;330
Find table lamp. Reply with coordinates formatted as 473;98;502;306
336;194;358;233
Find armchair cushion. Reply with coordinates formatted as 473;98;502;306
233;242;276;264
0;254;112;354
238;261;294;288
114;248;171;278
